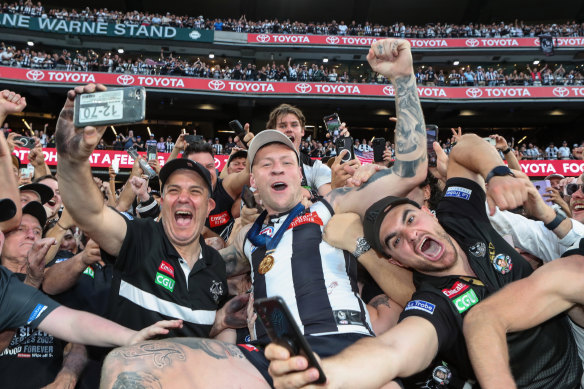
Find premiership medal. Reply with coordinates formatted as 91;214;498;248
258;253;275;275
247;202;306;276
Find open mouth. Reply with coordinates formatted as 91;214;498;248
271;182;288;192
417;236;444;261
287;135;295;144
47;199;56;207
174;210;193;226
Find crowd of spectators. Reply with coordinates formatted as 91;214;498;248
2;41;584;87
0;38;584;389
3;1;584;38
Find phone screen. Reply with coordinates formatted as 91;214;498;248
147;144;157;161
323;113;341;135
426;125;438;167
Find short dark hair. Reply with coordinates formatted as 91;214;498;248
227;150;248;166
34;174;56;183
183;142;214;159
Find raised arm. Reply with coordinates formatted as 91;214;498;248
325;39;427;216
55;84;126;256
463;254;584;389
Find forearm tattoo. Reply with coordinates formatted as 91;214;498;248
370;295;391;309
112;372;162;389
392;74;427;177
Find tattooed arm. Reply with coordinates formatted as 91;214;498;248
366;294;403;336
325;39;428;217
219;224;252;277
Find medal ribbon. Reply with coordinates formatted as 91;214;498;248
247;202;306;251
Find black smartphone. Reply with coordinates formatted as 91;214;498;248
323;113;341;135
147;144;157;161
229;120;247;146
13;135;35;149
254;297;327;385
372;137;386;162
74;86;146;127
241;185;260;211
426;125;439;168
184;135;204;145
335;136;354;163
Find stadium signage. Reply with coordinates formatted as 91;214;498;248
247;34;584;49
4;67;584;101
0;14;213;42
11;148;584;177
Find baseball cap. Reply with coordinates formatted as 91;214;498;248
159;158;212;193
227;149;248;165
22;200;47;227
363;196;421;256
0;198;17;222
545;173;565;180
19;183;54;204
247;130;299;170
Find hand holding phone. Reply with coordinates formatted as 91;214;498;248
127;147;157;179
372;137;386;162
335;137;354;164
74;86;146;127
254;297;326;384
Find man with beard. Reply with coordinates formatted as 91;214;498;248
266;136;580;387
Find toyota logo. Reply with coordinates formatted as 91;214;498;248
208;80;226;90
189;30;201;40
117;75;135;85
295;83;312;94
326;36;340;44
465;88;483;98
553;87;569;97
465;39;479;47
257;34;271;43
534;38;540;46
382;86;394;96
26;70;44;81
214;157;221;168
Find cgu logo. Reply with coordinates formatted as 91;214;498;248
453;289;479;313
155;272;175;292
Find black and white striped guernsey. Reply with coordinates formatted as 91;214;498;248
244;200;374;342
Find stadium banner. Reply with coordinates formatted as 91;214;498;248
2;67;584;100
13;148;584;177
13;148;231;171
0;14;213;42
247;34;584;49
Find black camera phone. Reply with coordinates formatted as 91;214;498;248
323;113;341;135
335;136;354;163
254;297;327;385
13;135;35;149
184;135;204;145
372;137;386;162
229;120;247;148
426;125;439;168
241;185;261;211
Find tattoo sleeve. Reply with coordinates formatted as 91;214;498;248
391;73;427;178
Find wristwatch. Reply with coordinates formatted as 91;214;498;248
352;237;371;258
485;165;514;184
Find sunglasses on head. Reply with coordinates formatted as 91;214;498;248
566;183;584;196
